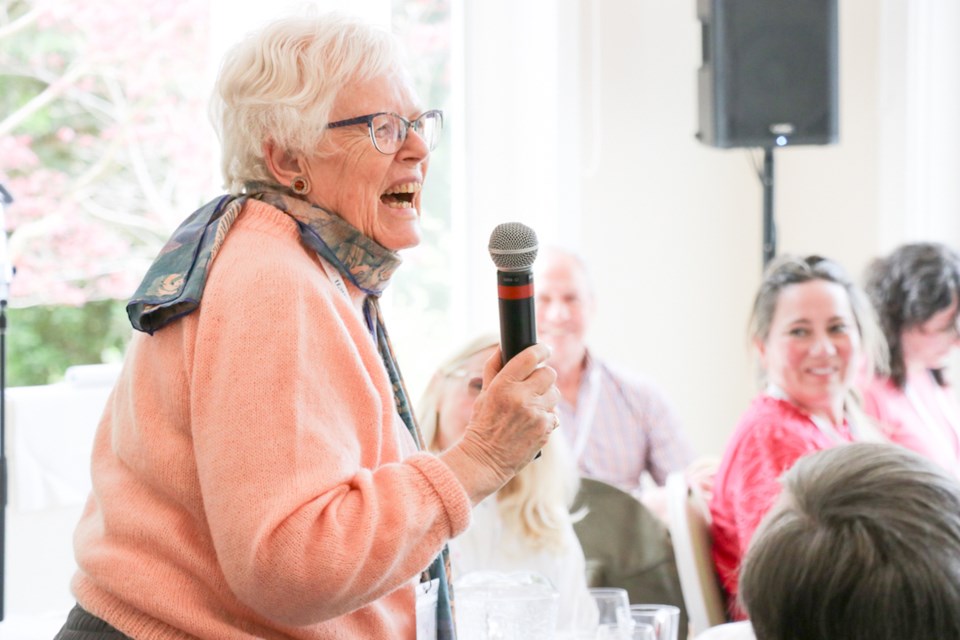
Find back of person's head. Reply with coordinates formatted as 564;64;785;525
863;242;960;387
418;335;580;552
210;12;410;193
748;254;888;378
740;442;960;640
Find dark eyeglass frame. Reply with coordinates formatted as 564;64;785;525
444;368;484;394
326;109;444;154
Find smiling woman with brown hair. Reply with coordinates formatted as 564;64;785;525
709;254;886;617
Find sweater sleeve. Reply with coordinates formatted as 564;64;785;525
726;420;806;555
711;398;845;615
727;403;830;574
183;219;471;625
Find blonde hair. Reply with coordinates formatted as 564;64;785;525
209;12;411;193
418;335;581;553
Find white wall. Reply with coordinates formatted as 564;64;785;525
451;0;582;338
878;0;960;245
574;0;759;457
570;0;960;456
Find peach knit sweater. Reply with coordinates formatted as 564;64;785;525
70;200;472;639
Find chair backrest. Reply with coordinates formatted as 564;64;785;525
665;472;727;635
571;477;688;640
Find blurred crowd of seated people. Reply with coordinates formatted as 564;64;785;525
434;242;960;639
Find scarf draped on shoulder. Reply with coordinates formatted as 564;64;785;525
127;190;400;333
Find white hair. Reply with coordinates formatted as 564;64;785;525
209;12;411;193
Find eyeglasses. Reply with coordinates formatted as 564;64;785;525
444;368;483;396
327;109;443;155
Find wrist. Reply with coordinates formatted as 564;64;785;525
439;432;512;506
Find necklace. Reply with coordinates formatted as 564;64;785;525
765;383;850;443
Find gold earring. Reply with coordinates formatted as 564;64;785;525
291;176;310;195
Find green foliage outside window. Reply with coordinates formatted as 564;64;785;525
1;0;212;386
7;300;128;386
1;0;453;389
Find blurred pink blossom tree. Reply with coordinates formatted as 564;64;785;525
0;0;452;385
0;0;213;307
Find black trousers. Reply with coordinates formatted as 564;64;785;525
53;604;132;639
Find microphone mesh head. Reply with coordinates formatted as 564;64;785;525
488;222;539;271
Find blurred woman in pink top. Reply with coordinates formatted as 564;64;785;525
709;255;886;617
861;242;960;476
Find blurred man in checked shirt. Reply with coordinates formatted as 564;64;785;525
535;247;713;520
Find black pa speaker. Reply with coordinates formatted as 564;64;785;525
696;0;839;148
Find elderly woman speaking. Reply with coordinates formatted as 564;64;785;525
54;13;560;640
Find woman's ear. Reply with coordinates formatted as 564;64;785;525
262;140;303;187
754;337;768;367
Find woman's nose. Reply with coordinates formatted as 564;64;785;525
809;334;838;355
543;301;569;322
397;126;430;161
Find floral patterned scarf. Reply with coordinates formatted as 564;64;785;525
127;189;457;639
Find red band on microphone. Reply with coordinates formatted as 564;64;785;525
498;283;534;300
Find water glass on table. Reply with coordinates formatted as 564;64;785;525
632;621;655;640
629;604;680;640
588;587;632;639
454;570;559;640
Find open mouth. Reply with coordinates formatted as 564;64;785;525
381;182;420;209
806;366;838;376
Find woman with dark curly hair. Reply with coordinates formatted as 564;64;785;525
861;242;960;475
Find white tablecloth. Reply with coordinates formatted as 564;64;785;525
3;363;120;623
7;364;119;512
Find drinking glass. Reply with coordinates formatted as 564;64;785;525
629;604;681;640
589;587;632;639
455;570;559;640
632;622;656;640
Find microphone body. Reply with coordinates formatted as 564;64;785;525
488;222;539;365
496;269;536;363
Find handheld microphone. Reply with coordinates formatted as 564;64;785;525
488;222;538;365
